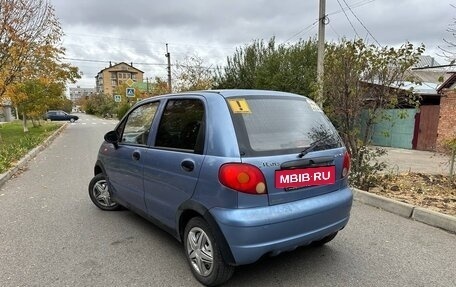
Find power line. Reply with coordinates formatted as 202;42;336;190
283;0;374;44
342;0;381;46
63;58;111;64
329;22;342;39
283;20;319;43
327;0;375;16
62;57;217;70
63;57;167;66
336;0;361;39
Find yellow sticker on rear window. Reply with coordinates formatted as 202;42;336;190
228;99;251;113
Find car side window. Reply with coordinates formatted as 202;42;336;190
155;99;205;153
120;102;159;145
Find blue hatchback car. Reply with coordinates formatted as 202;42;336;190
89;89;353;286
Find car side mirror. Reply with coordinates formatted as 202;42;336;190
104;130;119;148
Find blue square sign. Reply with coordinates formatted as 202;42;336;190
126;87;135;97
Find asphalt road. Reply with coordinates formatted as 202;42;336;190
0;113;455;287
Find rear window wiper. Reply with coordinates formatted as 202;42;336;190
298;134;334;158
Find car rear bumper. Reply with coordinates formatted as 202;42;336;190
210;187;353;265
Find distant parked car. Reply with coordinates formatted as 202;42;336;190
45;110;79;122
89;89;353;286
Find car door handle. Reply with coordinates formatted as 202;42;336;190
132;151;141;161
181;160;195;172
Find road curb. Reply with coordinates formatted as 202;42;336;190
352;188;415;218
353;188;456;234
0;123;67;189
412;207;456;234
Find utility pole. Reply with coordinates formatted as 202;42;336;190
317;0;326;108
146;77;149;95
165;43;172;93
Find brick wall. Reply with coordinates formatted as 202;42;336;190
436;89;456;152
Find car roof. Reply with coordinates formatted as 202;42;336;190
140;89;306;103
205;89;304;99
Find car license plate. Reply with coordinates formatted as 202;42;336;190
275;166;336;188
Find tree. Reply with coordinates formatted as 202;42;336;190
215;37;318;97
444;137;456;179
173;55;214;92
10;79;68;126
149;77;170;96
322;39;424;188
0;0;63;99
439;4;456;63
1;0;80;132
84;93;116;117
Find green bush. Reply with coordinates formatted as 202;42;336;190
116;103;131;120
349;146;387;189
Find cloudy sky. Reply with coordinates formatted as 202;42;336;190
50;0;455;88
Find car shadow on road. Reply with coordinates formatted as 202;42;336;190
226;244;345;286
100;208;348;286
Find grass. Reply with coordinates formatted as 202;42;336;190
0;120;62;174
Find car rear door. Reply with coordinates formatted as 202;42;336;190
46;111;56;120
228;94;347;205
242;150;346;205
56;111;66;120
142;97;206;229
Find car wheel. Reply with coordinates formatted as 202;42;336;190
88;173;121;211
70;118;75;123
184;217;234;286
311;231;338;247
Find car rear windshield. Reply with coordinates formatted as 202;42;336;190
228;95;343;157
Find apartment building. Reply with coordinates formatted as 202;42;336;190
95;62;144;95
69;86;96;102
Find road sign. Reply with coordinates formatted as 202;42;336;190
125;78;134;87
126;87;135;97
114;95;121;102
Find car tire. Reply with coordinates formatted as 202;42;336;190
70;118;75;123
184;217;234;286
311;231;338;247
88;173;121;211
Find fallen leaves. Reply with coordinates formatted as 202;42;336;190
369;173;456;216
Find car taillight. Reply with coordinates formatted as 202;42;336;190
219;163;267;195
342;151;351;178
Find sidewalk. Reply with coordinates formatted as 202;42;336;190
377;146;450;175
